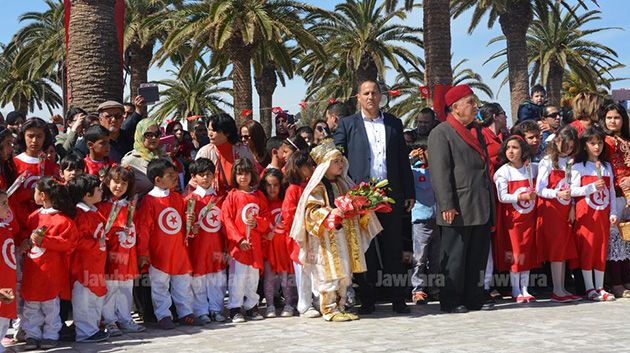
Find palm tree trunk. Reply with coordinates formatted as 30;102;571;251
11;94;28;115
254;63;277;137
499;0;532;124
546;60;564;107
129;40;155;100
356;54;379;88
67;0;123;112
230;45;253;126
423;0;453;88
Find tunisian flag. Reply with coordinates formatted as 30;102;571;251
64;0;125;104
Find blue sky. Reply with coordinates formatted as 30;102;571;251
1;0;629;121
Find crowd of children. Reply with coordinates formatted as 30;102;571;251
0;99;629;351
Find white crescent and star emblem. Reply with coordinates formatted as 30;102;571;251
2;238;16;270
23;175;40;190
271;208;284;234
241;203;260;224
118;224;137;249
158;207;182;235
199;206;221;233
555;180;571;206
513;187;535;215
586;188;609;211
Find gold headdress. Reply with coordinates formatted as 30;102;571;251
309;139;341;165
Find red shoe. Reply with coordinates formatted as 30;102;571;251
567;293;582;302
550;294;573;303
522;295;536;302
515;295;527;304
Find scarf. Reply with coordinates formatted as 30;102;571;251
447;113;486;163
133;119;163;162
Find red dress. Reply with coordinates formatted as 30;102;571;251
136;188;192;275
0;222;17;319
84;156;113;176
264;199;293;273
12;153;59;232
97;199;139;281
185;188;227;276
21;209;77;302
572;161;617;271
569;120;586;136
221;189;270;270
605;135;630;197
70;204;107;297
493;164;539;272
535;156;577;263
282;184;305;263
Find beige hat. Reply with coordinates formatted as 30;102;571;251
97;100;124;112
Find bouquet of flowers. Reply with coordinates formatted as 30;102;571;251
325;179;395;230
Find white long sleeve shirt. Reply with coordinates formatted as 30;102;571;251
570;160;618;217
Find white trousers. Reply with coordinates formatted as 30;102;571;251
71;282;104;341
101;279;134;325
227;259;259;310
192;271;226;316
293;261;314;313
149;266;193;321
22;298;61;340
0;317;9;353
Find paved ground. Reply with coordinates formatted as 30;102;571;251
3;298;629;353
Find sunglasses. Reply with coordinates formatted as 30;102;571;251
143;131;160;139
316;125;327;132
545;112;560;119
240;135;251;141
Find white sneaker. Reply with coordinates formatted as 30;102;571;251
280;305;294;317
119;320;146;333
301;307;321;318
106;323;123;337
197;314;211;324
265;306;277;318
210;311;226;322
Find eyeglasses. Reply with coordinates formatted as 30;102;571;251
545;112;560;119
143;131;160;139
316;125;327;132
240;135;251;141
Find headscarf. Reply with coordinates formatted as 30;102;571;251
133;119;163;161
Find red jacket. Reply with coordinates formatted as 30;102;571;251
70;203;107;296
97;199;139;281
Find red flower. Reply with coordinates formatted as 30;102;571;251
299;101;308;110
388;89;401;97
328;98;337;104
271;106;284;114
241;109;253;117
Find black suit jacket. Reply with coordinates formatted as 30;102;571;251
334;112;414;210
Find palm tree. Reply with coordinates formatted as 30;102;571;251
124;0;182;99
485;2;621;106
389;59;493;125
451;0;596;120
156;0;322;125
151;64;232;123
561;63;627;107
67;0;123;112
0;44;62;114
302;0;423;93
423;0;452;115
8;0;65;108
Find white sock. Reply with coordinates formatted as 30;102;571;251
520;271;531;297
510;272;521;298
582;270;595;292
594;270;605;290
550;262;566;296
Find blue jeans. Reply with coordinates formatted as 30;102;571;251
411;219;440;295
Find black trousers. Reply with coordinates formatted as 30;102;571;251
357;212;406;304
439;223;491;310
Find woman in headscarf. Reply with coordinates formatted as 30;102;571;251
122;119;168;196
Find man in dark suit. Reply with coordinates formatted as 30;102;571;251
427;85;495;313
334;79;415;314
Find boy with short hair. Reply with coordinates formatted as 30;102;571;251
59;154;85;182
512;121;544;162
517;84;547;123
185;158;227;324
83;125;112;177
67;174;109;343
264;137;285;172
136;158;202;329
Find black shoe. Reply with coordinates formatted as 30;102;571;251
441;305;468;314
80;329;109;343
24;338;39;351
229;307;241;319
58;324;76;342
357;303;376;315
392;300;411;314
481;300;496;311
